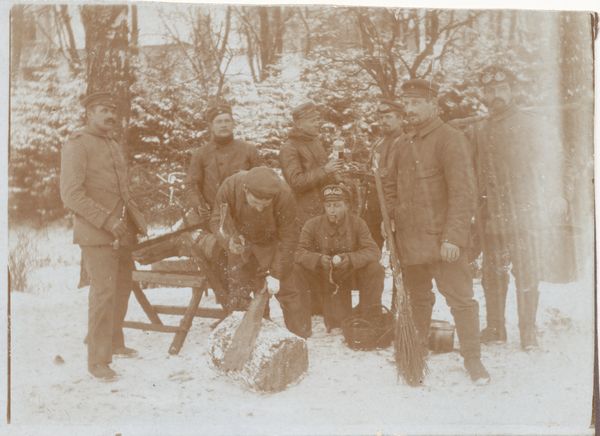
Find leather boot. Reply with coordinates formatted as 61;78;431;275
516;288;540;350
481;279;509;343
451;306;482;360
411;305;433;356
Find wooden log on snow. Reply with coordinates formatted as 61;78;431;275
207;312;308;393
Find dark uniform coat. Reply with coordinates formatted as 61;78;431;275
471;102;564;235
279;128;337;226
185;138;262;210
209;171;299;280
385;117;476;266
61;126;147;245
295;214;381;272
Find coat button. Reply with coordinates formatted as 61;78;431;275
411;167;415;171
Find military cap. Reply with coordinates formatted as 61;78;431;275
206;104;233;123
401;79;441;99
291;102;318;121
377;99;403;114
479;65;517;86
81;92;117;109
322;184;351;202
245;167;281;199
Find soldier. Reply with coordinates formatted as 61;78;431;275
209;167;311;339
185;104;263;310
293;184;384;332
363;99;406;249
471;65;569;349
61;92;148;380
280;102;343;315
384;79;490;385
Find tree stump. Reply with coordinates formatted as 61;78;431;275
207;312;309;392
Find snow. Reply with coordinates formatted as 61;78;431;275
5;224;595;435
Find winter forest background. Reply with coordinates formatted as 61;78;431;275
8;4;595;233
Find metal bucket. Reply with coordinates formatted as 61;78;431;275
535;225;587;284
428;319;455;353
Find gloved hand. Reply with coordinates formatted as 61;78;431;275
381;219;395;239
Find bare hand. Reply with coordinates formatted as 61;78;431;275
107;217;127;239
550;196;568;222
197;204;211;222
228;236;246;255
381;219;395;239
319;255;332;272
333;253;350;272
441;242;460;263
325;158;344;173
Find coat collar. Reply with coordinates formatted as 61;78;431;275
323;214;350;236
83;125;113;140
409;116;443;139
489;101;519;121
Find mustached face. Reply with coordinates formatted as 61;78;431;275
88;104;117;134
484;82;513;112
324;200;348;223
379;112;402;135
403;97;436;128
212;113;234;139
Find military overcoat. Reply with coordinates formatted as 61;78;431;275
208;171;300;280
384;117;476;266
185;138;262;210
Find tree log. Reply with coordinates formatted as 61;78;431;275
207;312;308;392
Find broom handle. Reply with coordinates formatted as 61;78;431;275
372;165;406;308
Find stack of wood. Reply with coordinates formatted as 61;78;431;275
207;312;309;393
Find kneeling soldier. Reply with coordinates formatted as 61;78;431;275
293;184;384;332
209;167;312;339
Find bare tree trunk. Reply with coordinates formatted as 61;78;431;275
58;5;81;74
258;6;270;81
10;4;25;82
300;7;311;58
131;5;139;55
495;10;503;39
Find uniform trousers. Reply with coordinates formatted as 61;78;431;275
481;232;540;331
228;252;312;338
81;244;133;366
403;252;481;359
293;262;385;331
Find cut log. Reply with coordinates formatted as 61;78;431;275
133;229;222;265
207;312;308;393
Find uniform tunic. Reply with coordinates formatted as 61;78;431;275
208;171;310;338
279;128;337;226
61;126;147;366
293;214;384;329
384;116;481;359
185;138;262;210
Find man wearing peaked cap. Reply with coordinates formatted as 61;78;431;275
185;104;263;311
401;79;441;100
471;64;570;350
383;78;491;385
280;102;343;315
81;91;117;109
61;91;148;380
362;98;406;250
209;168;311;339
293;183;384;332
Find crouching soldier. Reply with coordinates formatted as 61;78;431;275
293;184;384;332
209;167;312;339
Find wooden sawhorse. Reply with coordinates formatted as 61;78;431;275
124;232;229;355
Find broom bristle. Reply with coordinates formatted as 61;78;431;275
393;303;429;387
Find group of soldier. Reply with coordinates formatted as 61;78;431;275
60;64;570;386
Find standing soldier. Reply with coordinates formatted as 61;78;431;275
61;92;148;380
185;104;263;310
209;167;311;339
363;100;405;249
280;101;343;314
471;65;569;349
384;79;490;385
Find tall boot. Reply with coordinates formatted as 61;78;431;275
451;306;482;360
516;288;540;350
410;304;434;356
481;270;509;343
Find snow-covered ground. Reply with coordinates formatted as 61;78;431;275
5;224;596;435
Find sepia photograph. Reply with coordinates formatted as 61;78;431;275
3;1;597;435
